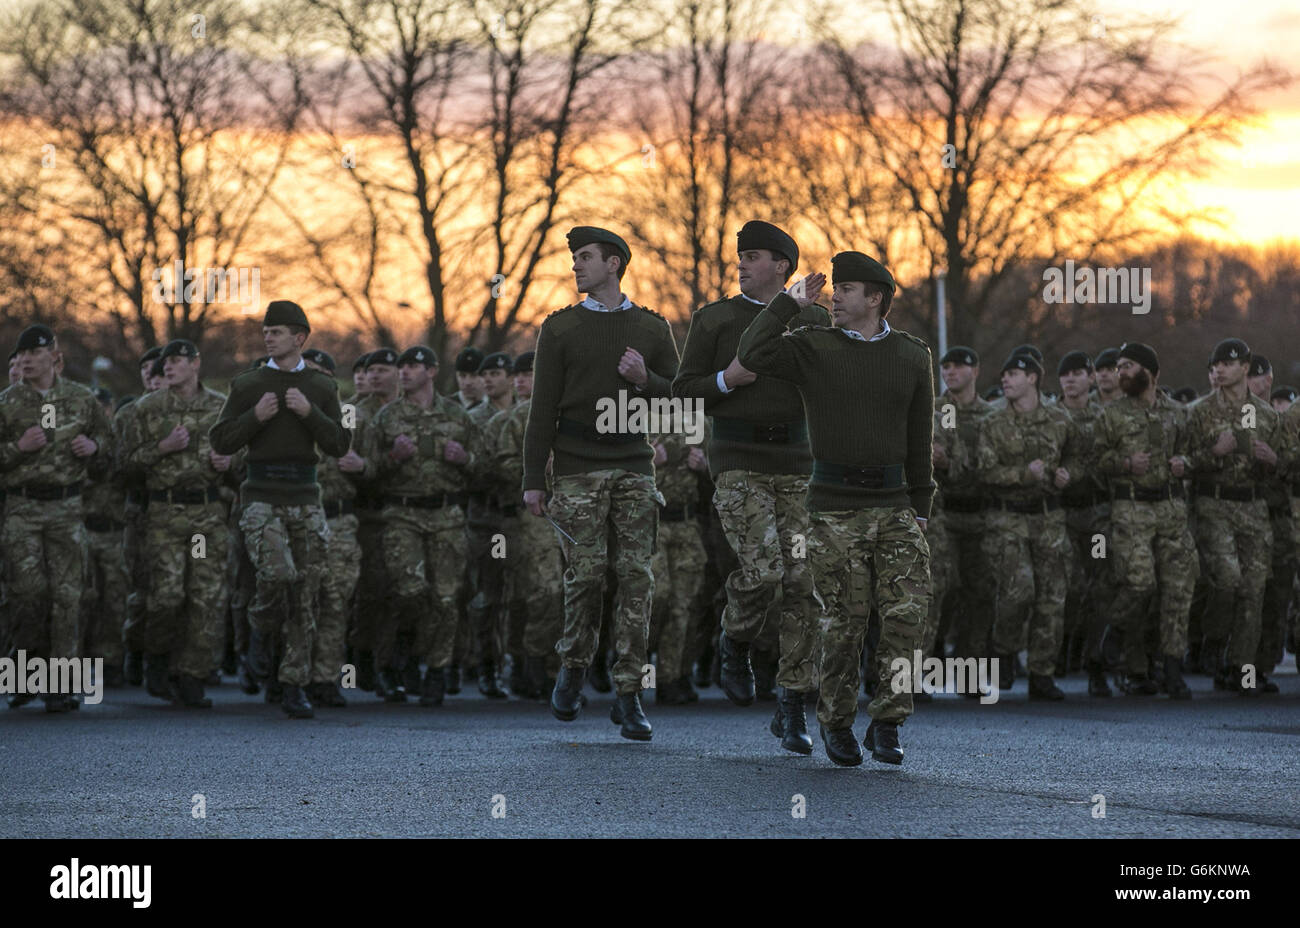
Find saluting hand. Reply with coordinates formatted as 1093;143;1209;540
254;392;280;422
284;387;311;418
17;425;47;453
787;272;826;308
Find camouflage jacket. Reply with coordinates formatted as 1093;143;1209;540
1094;392;1189;489
652;425;711;510
933;391;992;496
1058;396;1108;494
373;393;482;497
121;385;235;492
974;401;1071;501
1184;388;1283;487
0;376;113;489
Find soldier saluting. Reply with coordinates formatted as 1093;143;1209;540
737;253;934;767
209;301;350;719
523;226;680;741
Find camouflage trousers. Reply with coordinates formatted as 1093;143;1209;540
121;502;149;653
466;516;505;665
934;507;994;661
225;504;254;654
713;470;818;691
381;504;466;670
1064;499;1115;665
3;495;87;660
549;469;661;695
83;526;128;667
350;511;387;654
1258;505;1295;673
314;513;360;685
144;500;230;678
985;506;1068;676
650;517;707;685
920;508;951;658
240;501;329;687
1108;498;1198;670
808;506;929;728
514;508;564;669
1195;497;1272;674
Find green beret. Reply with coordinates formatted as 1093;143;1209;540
302;348;336;373
15;324;55;352
398;346;438;368
830;252;895;293
1271;385;1297;404
455;347;484;373
737;220;798;275
566;226;631;268
160;339;199;360
1002;353;1043;378
1056;350;1093;376
1093;347;1121;370
1210;338;1250;366
365;347;398;369
1249;355;1271;377
478;352;513;374
263;299;310;332
941;346;978;366
352;352;370;372
139;346;163;366
1010;343;1044;364
513;351;535;373
1118;342;1158;376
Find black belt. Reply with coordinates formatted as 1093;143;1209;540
993;496;1060;514
812;461;905;490
385;493;457;510
85;515;126;533
712;417;807;445
1193;482;1257;503
1110;482;1182;503
556;417;645;444
149;486;223;506
659;503;699;522
1060;487;1106;509
248;462;317;484
941;493;986;513
12;482;83;501
322;499;355;519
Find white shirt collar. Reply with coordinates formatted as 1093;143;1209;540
581;294;633;312
841;319;891;342
738;292;765;305
266;356;306;371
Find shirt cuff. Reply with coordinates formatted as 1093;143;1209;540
716;370;731;394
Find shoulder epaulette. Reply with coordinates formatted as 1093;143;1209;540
789;324;832;336
633;304;668;323
893;329;931;352
543;304;580;322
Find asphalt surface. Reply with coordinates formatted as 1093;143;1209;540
3;661;1299;838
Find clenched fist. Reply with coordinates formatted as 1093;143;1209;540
254;392;280;422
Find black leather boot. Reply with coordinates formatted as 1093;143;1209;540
478;658;507;699
264;676;283;705
610;691;652;741
420;667;446;707
144;653;174;701
237;654;260;695
311;681;348;707
1028;672;1066;701
1162;656;1190;700
1119;672;1158;695
376;666;407;703
694;642;713;688
587;650;612;693
281;685;314;719
175;674;213;708
718;633;755;706
819;724;863;767
403;655;421;694
1087;661;1112;697
356;651;375;692
550;665;586;721
772;687;813;755
444;662;462;694
43;693;74;713
996;653;1016;690
752;647;778;701
863;719;903;765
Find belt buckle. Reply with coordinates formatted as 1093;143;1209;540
760;425;788;443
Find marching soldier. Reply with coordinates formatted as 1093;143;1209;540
210;300;351;719
672;220;827;754
975;353;1071;700
371;346;479;706
81;388;129;686
929;347;995;676
1093;348;1123;405
122;339;234;707
1093;343;1196;698
737;252;933;767
1184;338;1284;694
1;324;113;712
523;226;679;741
449;344;485;689
302;348;365;707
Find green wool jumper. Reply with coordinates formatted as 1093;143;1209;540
673;294;831;478
736;292;936;516
210;364;351;506
522;304;680;491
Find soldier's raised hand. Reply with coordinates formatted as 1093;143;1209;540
390;434;416;462
17;424;47;453
70;434;98;458
787;272;826;307
159;423;190;454
254;392;280;422
444;439;468;464
284;387;311;418
209;451;232;472
1211;429;1236;457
